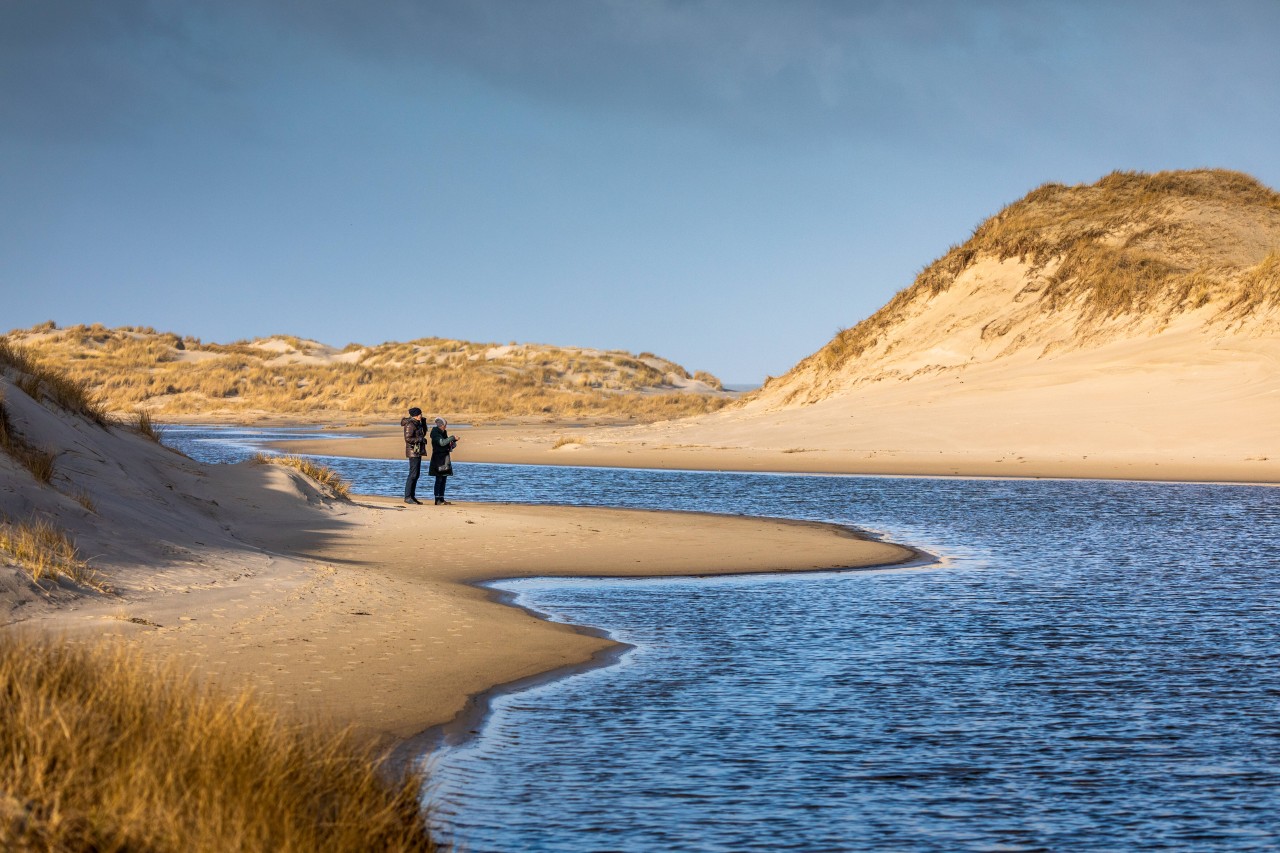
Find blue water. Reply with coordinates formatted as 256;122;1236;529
165;426;1280;851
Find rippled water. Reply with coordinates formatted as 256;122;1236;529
166;426;1280;851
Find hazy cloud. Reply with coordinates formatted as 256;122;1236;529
9;0;1277;148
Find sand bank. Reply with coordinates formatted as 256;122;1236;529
275;417;1279;484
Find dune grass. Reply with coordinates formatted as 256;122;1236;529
0;337;109;426
3;326;730;422
134;407;163;441
252;453;352;500
0;634;438;852
799;169;1280;379
0;515;102;590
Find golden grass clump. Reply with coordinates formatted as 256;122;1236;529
0;634;438;852
0;337;109;426
0;515;101;589
692;370;724;390
134;407;163;441
1228;250;1280;313
253;453;352;500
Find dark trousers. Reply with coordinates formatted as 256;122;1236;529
434;475;447;501
405;456;421;499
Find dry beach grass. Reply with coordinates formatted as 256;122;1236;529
4;325;731;422
251;453;353;501
0;634;437;852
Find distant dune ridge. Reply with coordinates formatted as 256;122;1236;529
3;327;729;421
572;169;1279;481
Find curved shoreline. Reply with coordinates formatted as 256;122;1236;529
25;477;921;757
268;422;1280;485
392;527;935;769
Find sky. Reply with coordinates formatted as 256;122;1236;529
3;1;1278;384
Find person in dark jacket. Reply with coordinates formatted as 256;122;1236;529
401;406;426;504
428;416;457;505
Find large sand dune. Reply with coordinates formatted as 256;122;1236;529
430;170;1275;483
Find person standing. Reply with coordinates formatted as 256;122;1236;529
428;416;457;505
401;406;426;504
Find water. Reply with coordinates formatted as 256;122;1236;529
166;426;1280;851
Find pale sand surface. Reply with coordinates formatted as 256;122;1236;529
278;409;1279;483
278;293;1280;484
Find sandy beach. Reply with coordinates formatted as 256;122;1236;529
277;404;1280;484
19;466;913;753
0;373;914;768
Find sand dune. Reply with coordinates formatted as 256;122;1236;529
4;324;730;421
288;170;1275;484
709;170;1279;480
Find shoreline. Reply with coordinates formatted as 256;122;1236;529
23;484;918;758
393;526;933;768
264;421;1280;486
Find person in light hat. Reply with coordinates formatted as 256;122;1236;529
428;416;458;505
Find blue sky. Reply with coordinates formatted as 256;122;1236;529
3;1;1278;384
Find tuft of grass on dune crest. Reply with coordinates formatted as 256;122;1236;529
252;453;352;500
0;515;103;590
0;338;109;426
134;407;163;441
0;635;439;852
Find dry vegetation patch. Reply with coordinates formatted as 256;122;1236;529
253;453;352;500
0;634;437;852
0;515;102;590
0;392;57;485
4;325;731;422
0;337;109;426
